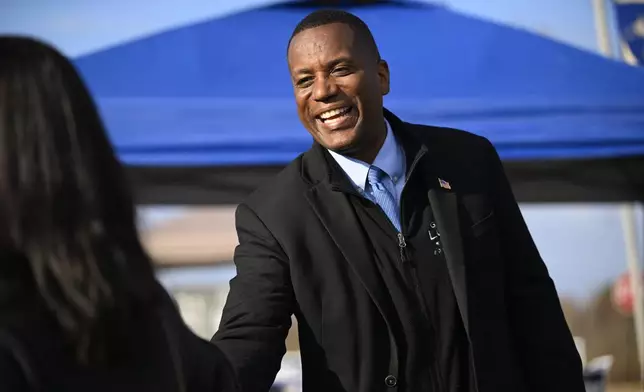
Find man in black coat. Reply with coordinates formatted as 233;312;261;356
212;9;584;392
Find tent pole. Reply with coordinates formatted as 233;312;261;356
620;203;644;383
592;0;613;56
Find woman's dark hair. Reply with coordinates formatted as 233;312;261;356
0;36;158;364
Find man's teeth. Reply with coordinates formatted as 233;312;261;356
319;107;350;120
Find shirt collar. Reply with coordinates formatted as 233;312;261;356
327;119;406;191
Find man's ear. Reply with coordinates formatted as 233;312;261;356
378;59;390;96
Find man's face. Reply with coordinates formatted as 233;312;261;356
287;23;389;154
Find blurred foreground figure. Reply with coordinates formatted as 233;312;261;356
213;9;585;392
0;36;238;392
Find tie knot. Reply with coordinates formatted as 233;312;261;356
367;165;387;184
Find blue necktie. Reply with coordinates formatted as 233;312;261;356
367;166;401;232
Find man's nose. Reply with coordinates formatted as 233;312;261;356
312;76;338;102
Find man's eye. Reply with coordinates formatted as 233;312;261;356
296;77;313;88
333;67;351;75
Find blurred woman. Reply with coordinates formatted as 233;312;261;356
0;36;238;391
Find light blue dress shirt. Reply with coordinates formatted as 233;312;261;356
327;120;407;206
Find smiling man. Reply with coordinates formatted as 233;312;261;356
212;9;584;392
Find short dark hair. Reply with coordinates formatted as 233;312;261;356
287;9;380;60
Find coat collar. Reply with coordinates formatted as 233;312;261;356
302;108;428;193
325;118;404;193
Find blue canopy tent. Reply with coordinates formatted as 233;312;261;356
75;0;644;204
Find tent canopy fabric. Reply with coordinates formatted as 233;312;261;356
76;0;644;168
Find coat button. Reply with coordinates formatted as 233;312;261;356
384;375;398;387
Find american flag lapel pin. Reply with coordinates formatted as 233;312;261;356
438;178;451;190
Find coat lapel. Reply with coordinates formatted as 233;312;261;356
428;186;470;333
305;183;398;324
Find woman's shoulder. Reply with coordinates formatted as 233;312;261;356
0;280;239;392
152;285;240;392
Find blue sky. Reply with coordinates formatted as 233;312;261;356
0;0;638;302
0;0;619;57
